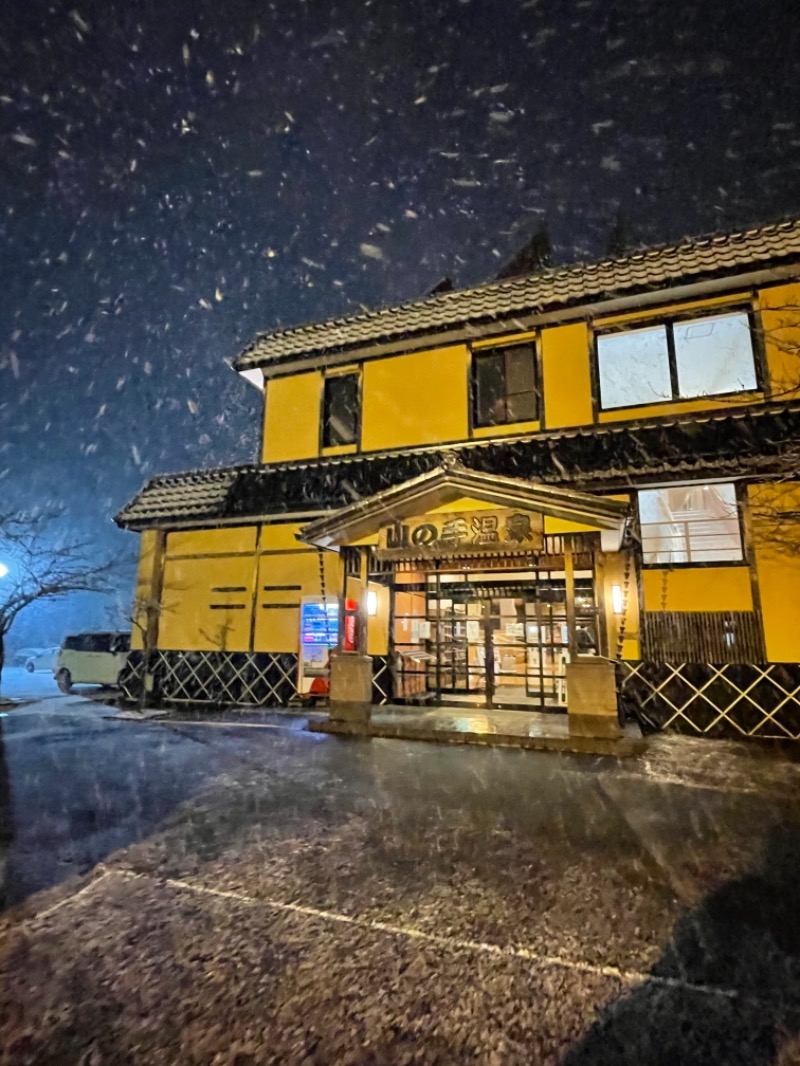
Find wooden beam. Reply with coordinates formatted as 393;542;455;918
593;550;609;658
564;539;577;660
358;547;370;654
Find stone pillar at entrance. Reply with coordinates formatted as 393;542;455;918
564;536;622;739
566;659;621;739
329;547;373;723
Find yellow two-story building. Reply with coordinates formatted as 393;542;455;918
117;216;800;739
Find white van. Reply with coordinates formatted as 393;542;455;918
55;632;131;693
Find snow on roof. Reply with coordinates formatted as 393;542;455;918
116;402;800;530
234;216;800;370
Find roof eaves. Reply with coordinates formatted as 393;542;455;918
233;217;800;370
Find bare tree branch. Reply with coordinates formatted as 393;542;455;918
0;509;118;691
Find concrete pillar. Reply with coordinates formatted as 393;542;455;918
329;652;373;722
566;657;622;739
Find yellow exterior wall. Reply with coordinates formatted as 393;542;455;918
151;522;343;655
471;419;540;440
425;496;496;515
259;523;307;551
167;526;258;557
321;443;357;457
544;516;600;535
159;554;255;652
594;291;751;329
601;551;640;660
540;323;594;429
130;529;164;651
262;371;321;463
757;283;800;400
641;567;754;613
597;393;759;425
367;582;390;655
339;576;389;657
749;483;800;662
254;544;341;652
361;345;469;450
253;287;789;463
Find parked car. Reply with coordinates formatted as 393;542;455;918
11;647;47;668
24;647;60;673
55;632;131;694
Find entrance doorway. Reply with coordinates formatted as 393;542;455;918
392;568;599;711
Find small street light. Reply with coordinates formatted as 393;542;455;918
0;562;8;578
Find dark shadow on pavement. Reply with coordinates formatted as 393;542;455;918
0;709;287;910
564;821;800;1066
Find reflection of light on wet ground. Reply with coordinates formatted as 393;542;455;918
451;715;492;734
370;705;573;740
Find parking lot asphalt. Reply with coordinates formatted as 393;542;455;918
1;671;799;1063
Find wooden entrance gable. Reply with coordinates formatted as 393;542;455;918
297;460;629;552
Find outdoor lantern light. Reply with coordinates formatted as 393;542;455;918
611;584;624;615
0;562;8;578
367;589;378;616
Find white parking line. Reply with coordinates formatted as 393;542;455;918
100;867;745;1003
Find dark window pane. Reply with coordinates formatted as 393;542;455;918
505;346;536;396
506;389;537;422
323;374;359;446
474;345;537;426
475;353;506;425
64;633;115;652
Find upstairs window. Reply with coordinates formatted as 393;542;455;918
639;482;743;565
322;372;359;447
473;343;537;427
597;310;758;410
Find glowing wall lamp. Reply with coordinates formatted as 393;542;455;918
367;589;378;616
0;562;8;579
611;584;624;615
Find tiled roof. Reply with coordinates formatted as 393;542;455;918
115;403;800;530
235;217;800;370
116;467;239;527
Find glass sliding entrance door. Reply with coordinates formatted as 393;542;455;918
403;568;598;711
428;582;487;700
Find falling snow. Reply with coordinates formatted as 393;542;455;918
0;0;799;634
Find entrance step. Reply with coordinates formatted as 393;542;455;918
308;704;645;757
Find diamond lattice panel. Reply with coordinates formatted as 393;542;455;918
619;662;800;740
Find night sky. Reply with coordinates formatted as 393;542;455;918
2;0;800;635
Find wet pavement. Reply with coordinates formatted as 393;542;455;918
0;669;319;905
312;703;645;756
1;678;799;1063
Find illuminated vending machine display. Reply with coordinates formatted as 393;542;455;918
298;597;339;695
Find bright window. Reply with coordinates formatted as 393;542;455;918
597;325;672;409
639;483;743;564
673;312;757;398
597;311;757;410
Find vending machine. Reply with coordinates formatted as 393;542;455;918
298;596;339;694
